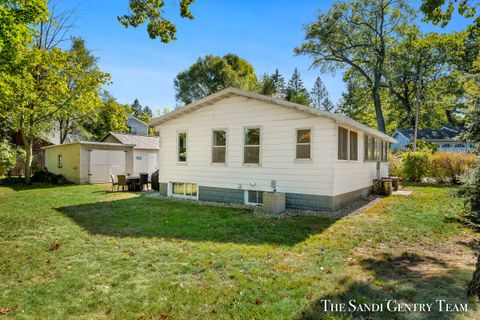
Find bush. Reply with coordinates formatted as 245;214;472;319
430;152;477;184
0;138;24;176
457;161;480;230
401;151;431;182
31;168;71;185
388;152;402;177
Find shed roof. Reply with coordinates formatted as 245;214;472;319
102;132;160;149
149;87;396;143
41;141;135;149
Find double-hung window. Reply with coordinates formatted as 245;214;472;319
178;131;187;162
244;128;260;164
338;127;349;160
212;130;226;164
296;129;311;159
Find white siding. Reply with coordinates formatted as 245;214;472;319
133;149;158;175
154;96;390;197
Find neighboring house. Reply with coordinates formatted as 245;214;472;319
43;133;159;184
127;114;149;135
149;87;395;211
391;126;473;152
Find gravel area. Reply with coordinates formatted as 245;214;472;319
144;192;383;219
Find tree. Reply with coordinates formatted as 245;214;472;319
56;37;108;143
260;73;275;96
310;76;335;111
119;0;195;43
295;0;413;133
0;137;24;176
83;92;129;141
174;54;260;105
285;68;310;105
270;69;286;99
337;79;378;127
420;0;478;27
130;98;143;116
129;98;154;123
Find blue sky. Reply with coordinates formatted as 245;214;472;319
59;0;470;114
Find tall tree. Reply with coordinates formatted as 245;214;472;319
270;68;286;99
130;98;143;116
310;76;334;111
295;0;412;133
260;73;275;96
56;37;108;143
420;0;478;27
174;54;260;105
285;68;310;105
119;0;195;42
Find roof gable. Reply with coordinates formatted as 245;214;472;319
149;87;395;142
101;132;159;149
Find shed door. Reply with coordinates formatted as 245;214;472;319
134;151;157;175
89;150;126;183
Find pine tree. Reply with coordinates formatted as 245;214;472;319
286;68;310;105
310;76;334;111
270;69;286;98
130;99;143;117
260;73;275;96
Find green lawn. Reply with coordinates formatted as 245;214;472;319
0;182;478;319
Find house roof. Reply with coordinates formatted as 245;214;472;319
396;126;465;141
149;87;396;143
41;141;135;149
102;132;160;149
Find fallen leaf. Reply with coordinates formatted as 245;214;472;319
49;242;61;251
254;298;262;305
0;307;12;315
159;313;172;319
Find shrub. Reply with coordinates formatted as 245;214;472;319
401;151;431;182
0;138;24;176
430;152;477;184
457;161;480;230
31;168;71;185
388;152;402;177
405;140;439;153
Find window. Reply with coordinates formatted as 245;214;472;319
212;130;226;163
350;131;358;161
244;128;260;164
364;135;381;161
178;131;187;162
381;141;389;162
135;155;142;160
364;135;369;160
247;190;263;204
57;154;63;168
369;136;375;160
296;129;311;159
172;182;197;198
338;126;349;160
130;126;137;134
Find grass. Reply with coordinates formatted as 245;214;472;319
0;182;478;319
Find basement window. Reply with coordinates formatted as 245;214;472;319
246;190;263;205
172;182;197;199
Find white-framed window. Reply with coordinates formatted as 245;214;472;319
296;129;311;159
380;141;389;162
212;129;226;164
246;190;263;205
244;127;260;164
177;131;187;162
364;135;379;161
57;154;63;168
171;182;197;199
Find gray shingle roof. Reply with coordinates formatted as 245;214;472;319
107;132;159;149
397;126;465;141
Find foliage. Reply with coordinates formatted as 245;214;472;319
404;139;439;153
174;54;260;105
119;0;195;42
83;92;129;141
388;152;403;177
295;0;413;132
285;68;310;105
430;152;477;183
270;69;286;99
30;168;71;184
129;98;153;123
0;137;23;176
420;0;478;27
401;151;431;182
310;76;334;111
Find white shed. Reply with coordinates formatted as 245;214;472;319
43;142;135;184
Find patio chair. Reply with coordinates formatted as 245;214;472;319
139;173;149;190
117;174;128;191
110;174;118;192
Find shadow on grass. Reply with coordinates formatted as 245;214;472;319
0;178;76;191
300;252;475;319
56;197;338;246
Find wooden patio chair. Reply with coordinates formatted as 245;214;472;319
110;174;118;192
117;175;128;191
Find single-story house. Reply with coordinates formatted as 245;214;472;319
43;133;159;184
149;87;395;211
391;126;473;152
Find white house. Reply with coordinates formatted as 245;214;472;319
391;126;474;153
149;88;395;211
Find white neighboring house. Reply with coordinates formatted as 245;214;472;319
149;87;395;211
391;126;474;153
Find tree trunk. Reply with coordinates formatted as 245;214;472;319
467;254;480;299
372;84;386;133
24;142;33;184
413;66;423;152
